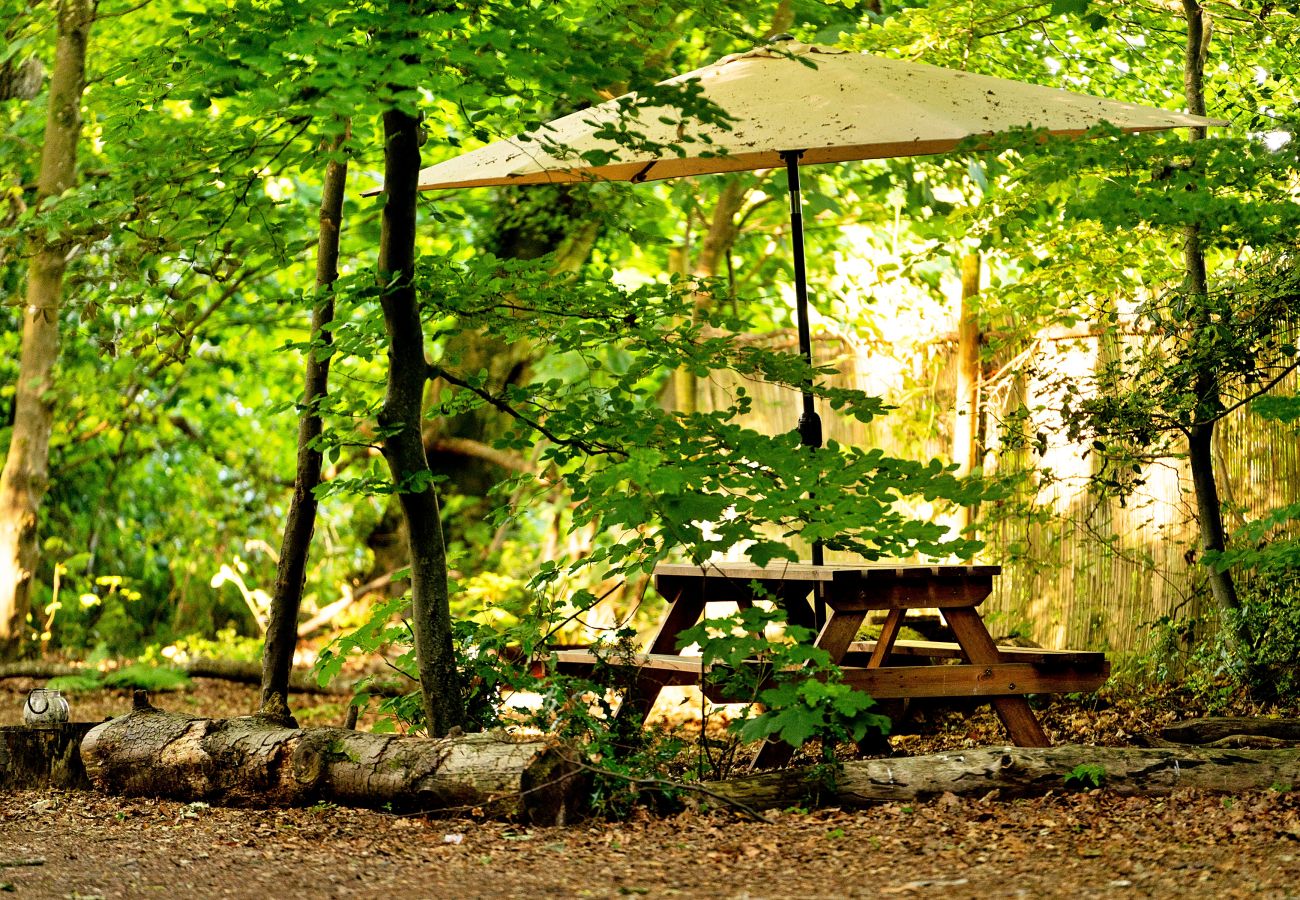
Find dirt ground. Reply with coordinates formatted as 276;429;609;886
4;788;1298;898
3;678;1300;898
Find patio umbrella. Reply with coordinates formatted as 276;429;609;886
401;39;1222;577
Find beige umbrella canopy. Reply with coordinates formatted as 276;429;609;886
413;41;1223;190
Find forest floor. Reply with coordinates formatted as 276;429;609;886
2;677;1300;898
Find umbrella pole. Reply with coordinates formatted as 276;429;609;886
781;151;826;629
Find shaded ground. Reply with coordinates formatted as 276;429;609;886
3;788;1298;898
4;677;1300;898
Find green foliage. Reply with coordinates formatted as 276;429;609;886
101;663;192;692
46;662;191;694
43;673;103;693
1064;762;1106;790
139;628;264;667
418;255;990;579
679;604;890;761
1137;567;1300;707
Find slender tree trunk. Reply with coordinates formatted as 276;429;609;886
952;253;982;528
1180;1;1246;635
0;0;93;658
260;125;350;718
377;101;465;736
673;178;748;414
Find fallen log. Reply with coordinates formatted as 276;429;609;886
708;744;1300;808
182;658;408;698
79;693;585;824
0;723;96;790
1162;717;1300;745
0;658;406;698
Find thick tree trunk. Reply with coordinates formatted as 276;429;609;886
79;696;583;823
0;0;93;658
709;744;1300;808
0;723;94;790
261;125;350;718
377;102;465;735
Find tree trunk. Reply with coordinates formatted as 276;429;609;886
951;253;982;528
708;744;1300;808
376;99;465;735
79;695;583;823
261;125;350;719
1179;1;1251;653
673;178;748;414
0;723;94;790
0;0;93;658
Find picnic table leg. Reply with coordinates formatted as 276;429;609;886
866;608;905;668
615;577;708;724
943;607;1051;748
750;609;867;770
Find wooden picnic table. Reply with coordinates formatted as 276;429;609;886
555;561;1109;767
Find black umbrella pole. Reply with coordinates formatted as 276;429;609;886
782;151;822;452
782;151;826;626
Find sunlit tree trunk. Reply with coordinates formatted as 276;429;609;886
260;124;350;718
0;0;93;658
672;178;747;414
951;253;982;529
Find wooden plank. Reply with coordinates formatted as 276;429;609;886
815;611;868;662
837;662;1110;699
552;649;705;675
826;576;994;611
944;607;1051;747
843;640;1107;667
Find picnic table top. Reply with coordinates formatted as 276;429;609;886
653;561;1001;584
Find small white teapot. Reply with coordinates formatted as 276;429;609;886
23;688;70;726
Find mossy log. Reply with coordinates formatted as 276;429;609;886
708;744;1300;809
79;694;584;823
1162;717;1300;746
0;723;96;790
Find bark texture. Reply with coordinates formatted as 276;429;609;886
0;0;93;657
0;723;94;790
1179;1;1250;654
709;744;1300;809
261;125;350;716
79;697;584;823
376;101;464;735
